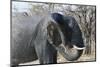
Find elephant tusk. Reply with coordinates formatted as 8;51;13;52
73;45;85;50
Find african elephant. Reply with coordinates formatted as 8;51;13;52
11;13;85;67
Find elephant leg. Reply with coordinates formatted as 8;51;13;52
11;58;19;67
34;41;57;64
11;63;19;67
11;65;18;67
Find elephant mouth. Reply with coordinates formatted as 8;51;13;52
47;20;85;61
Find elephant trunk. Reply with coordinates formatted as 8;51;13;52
48;17;85;61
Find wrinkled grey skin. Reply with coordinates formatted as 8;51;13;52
11;13;85;67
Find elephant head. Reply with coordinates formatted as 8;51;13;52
47;13;85;61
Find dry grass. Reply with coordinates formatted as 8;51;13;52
57;53;95;63
19;50;96;65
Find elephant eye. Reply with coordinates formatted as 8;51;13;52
47;22;62;46
47;22;55;43
47;23;54;37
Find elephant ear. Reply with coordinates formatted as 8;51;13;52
56;16;85;61
51;13;64;25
